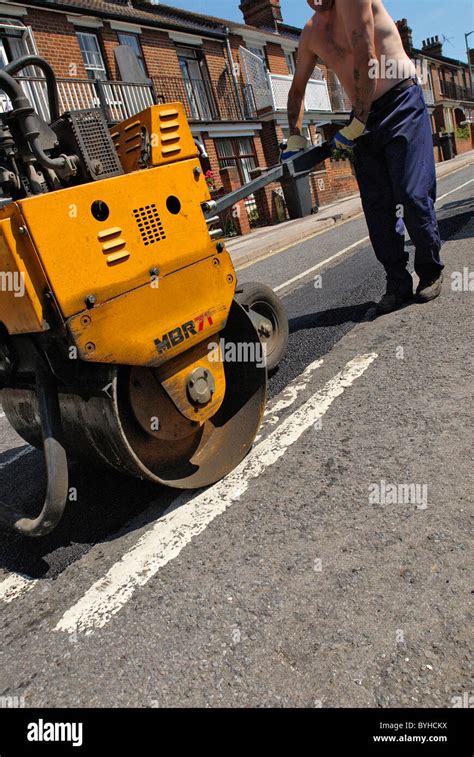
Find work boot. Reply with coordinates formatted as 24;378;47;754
376;283;414;315
416;271;443;303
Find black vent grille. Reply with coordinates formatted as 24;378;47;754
69;109;123;178
133;205;166;246
51;108;123;182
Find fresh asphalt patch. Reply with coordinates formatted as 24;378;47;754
0;180;472;596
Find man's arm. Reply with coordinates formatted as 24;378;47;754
288;21;318;135
340;0;377;122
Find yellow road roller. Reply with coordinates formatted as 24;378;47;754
0;56;289;536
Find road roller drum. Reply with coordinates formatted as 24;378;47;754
0;56;288;536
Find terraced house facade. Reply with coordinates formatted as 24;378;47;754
1;0;473;234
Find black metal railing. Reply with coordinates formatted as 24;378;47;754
152;75;256;121
440;81;474;102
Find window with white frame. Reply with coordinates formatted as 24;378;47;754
284;51;295;76
0;19;36;66
215;137;258;184
77;31;107;80
0;21;41;115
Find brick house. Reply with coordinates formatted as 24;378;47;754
0;1;472;234
397;19;474;160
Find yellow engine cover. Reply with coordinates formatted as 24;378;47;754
0;155;236;368
110;103;198;173
9;157;216;317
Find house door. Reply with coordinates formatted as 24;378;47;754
177;47;215;121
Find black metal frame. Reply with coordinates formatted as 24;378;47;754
0;352;69;537
205;142;333;218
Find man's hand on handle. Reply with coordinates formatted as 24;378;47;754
281;134;309;161
332;117;367;156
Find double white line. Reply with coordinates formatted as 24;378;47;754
54;353;377;636
0;354;378;625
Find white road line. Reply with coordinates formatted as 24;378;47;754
0;445;33;471
255;357;324;441
55;352;377;635
274;236;371;293
273;177;473;295
0;573;38;603
0;356;325;607
437;179;473;203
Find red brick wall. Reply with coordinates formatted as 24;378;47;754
430;63;470;99
201;39;230;82
22;8;87;78
229;33;245;84
239;0;282;30
265;42;289;75
20;7;208;84
201;134;221;189
101;24;120;80
309;157;358;207
430;66;443;101
259;120;281;167
455;138;472;155
139;31;182;79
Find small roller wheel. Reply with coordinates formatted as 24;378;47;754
235;281;289;372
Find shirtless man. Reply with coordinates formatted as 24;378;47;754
285;0;444;313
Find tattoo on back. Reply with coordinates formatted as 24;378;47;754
351;30;364;48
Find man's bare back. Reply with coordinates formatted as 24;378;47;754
287;0;417;137
284;1;444;313
305;0;416;104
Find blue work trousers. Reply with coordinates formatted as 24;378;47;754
353;81;443;288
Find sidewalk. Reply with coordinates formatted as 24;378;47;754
227;150;474;270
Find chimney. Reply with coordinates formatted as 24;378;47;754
239;0;283;31
396;19;414;56
422;35;443;57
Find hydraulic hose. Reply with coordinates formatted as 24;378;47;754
0;68;67;170
4;55;60;123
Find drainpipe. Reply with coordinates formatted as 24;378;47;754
225;27;246;120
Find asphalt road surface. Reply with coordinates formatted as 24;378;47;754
0;164;472;708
